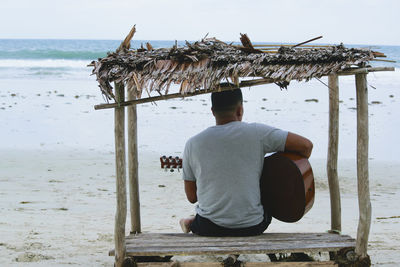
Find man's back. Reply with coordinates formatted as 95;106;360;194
183;121;287;228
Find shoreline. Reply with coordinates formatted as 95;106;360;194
1;74;399;160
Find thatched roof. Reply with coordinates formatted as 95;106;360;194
91;35;377;101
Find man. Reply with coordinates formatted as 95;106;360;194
180;89;313;236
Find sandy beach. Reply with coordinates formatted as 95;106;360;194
0;71;399;266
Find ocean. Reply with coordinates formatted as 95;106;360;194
0;39;183;80
0;39;398;81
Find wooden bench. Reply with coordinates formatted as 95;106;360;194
109;232;355;266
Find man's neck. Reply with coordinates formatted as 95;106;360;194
215;117;239;125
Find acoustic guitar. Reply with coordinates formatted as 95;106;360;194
161;152;315;223
260;152;315;223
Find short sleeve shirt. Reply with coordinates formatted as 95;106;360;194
182;121;288;228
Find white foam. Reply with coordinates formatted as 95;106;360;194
0;59;89;69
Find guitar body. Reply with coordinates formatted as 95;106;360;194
260;152;315;223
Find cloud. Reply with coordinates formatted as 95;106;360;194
0;0;399;45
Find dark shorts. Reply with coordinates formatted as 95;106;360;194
190;213;272;237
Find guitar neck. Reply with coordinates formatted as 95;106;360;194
160;156;183;171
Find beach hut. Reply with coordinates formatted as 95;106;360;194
91;26;395;266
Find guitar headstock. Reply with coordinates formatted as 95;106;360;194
160;156;183;172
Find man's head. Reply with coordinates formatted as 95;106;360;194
211;89;243;124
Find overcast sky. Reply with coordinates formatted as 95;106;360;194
1;0;399;45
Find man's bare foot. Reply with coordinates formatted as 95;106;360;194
179;216;195;233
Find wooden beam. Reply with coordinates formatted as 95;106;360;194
292;36;323;48
355;73;371;260
127;86;141;234
371;58;396;63
94;67;394;111
253;44;332;48
114;82;127;267
327;74;341;233
336;66;394;76
94;78;275;110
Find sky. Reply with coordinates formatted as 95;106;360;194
1;0;399;45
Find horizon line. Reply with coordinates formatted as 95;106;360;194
0;38;398;47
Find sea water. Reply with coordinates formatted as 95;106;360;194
0;39;185;80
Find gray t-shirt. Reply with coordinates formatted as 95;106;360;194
182;121;288;228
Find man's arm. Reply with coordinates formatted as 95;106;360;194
284;132;313;158
184;180;197;203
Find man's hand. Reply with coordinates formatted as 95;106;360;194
284;132;313;158
184;180;197;203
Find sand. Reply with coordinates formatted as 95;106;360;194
0;72;399;266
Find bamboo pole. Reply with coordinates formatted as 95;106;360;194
127;86;141;234
114;82;127;267
292;36;323;48
327;74;341;233
355;73;371;260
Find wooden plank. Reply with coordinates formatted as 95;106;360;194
126;233;354;244
121;243;354;256
125;232;351;241
355;73;372;259
327;74;341;233
120;244;354;255
109;233;355;257
127;85;141;234
133;262;337;267
114;82;127;267
123;239;354;248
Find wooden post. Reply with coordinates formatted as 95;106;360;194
327;74;341;233
355;73;371;259
114;82;127;267
127;86;141;233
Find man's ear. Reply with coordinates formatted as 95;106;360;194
211;107;216;116
236;104;243;117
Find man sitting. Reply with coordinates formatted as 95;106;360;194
180;89;313;236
